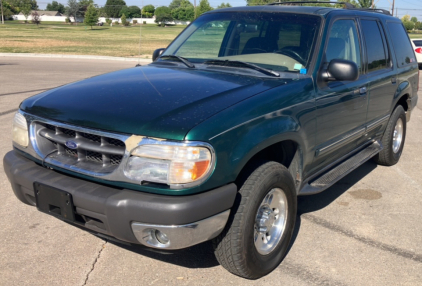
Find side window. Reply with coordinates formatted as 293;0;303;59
325;19;362;74
387;22;417;67
361;20;388;72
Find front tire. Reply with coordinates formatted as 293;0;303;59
213;162;297;279
374;105;407;166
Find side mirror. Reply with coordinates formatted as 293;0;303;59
323;59;359;82
152;48;166;62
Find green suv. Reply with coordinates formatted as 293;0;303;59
4;2;419;279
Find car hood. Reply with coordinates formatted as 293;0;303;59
21;65;288;140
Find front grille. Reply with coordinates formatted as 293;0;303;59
34;122;126;173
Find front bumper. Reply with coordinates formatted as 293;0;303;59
3;151;237;249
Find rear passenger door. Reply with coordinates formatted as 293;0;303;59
358;18;396;145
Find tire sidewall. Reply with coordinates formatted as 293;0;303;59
387;106;407;163
241;164;297;277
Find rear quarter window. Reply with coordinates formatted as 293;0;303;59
387;22;416;67
413;40;422;47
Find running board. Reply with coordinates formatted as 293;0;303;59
299;141;382;195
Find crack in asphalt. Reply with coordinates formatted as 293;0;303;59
281;262;349;286
82;241;107;286
303;214;422;263
0;88;51;97
0;109;17;117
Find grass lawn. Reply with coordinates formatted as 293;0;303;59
0;21;186;58
409;33;422;39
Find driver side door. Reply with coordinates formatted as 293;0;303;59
312;18;368;171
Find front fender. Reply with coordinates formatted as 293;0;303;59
186;79;316;188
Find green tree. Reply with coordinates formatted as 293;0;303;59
143;4;154;13
97;6;107;17
119;5;140;18
78;0;94;17
356;0;371;8
169;0;182;10
83;3;98;29
141;4;154;17
46;1;65;13
121;12;129;26
155;12;173;27
401;15;410;22
155;6;171;17
20;0;32;22
411;17;418;23
172;7;194;21
66;0;79;23
246;0;270;5
403;21;415;31
171;0;194;21
195;0;213;18
415;22;422;31
104;0;125;18
2;1;17;20
217;3;231;9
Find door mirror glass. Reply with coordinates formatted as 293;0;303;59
152;48;166;61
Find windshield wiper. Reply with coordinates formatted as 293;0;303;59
203;60;280;77
159;55;195;68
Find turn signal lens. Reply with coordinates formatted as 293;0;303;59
12;112;29;147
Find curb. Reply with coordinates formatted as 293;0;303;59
0;53;152;63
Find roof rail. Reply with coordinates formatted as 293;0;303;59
268;1;355;8
346;8;391;15
268;2;392;16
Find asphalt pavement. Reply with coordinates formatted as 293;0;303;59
0;57;421;285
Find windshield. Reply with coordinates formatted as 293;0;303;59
161;12;321;73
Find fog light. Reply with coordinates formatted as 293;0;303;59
154;230;169;245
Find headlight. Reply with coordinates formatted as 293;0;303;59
12;112;29;147
124;142;214;188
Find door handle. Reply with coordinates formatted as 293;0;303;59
359;87;367;95
391;77;397;84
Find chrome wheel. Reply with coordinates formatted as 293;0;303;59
254;188;288;255
392;118;403;153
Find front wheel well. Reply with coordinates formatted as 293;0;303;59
396;94;409;111
235;140;298;187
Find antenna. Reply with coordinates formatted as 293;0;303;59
136;0;144;67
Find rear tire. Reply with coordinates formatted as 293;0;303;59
212;162;297;279
374;105;406;166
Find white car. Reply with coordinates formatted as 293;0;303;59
411;38;422;68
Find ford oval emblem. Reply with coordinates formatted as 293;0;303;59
65;140;78;149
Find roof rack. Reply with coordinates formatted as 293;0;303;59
347;8;391;15
268;1;392;15
268;1;355;8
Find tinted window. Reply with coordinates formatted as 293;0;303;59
325;20;362;74
413;40;422;47
361;20;388;72
387;22;416;67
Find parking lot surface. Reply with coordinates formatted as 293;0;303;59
1;57;421;285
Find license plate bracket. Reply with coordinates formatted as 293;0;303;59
34;182;75;222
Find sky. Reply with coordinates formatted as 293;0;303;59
36;0;422;20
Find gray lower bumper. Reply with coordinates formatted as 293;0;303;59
3;150;237;249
